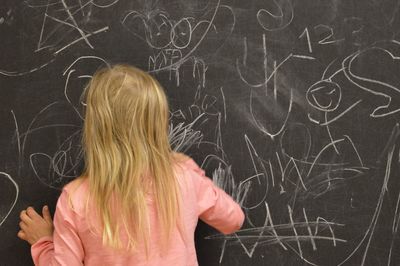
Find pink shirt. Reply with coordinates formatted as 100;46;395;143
31;158;245;266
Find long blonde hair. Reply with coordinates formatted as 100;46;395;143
82;64;180;252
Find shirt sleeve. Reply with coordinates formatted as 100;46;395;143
187;159;245;234
31;189;84;266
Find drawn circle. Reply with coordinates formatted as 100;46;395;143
306;80;341;112
144;13;173;49
256;0;294;32
171;18;192;49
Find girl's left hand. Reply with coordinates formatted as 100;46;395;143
17;206;54;245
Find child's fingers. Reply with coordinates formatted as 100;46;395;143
26;207;41;220
42;205;52;223
19;210;32;223
19;221;28;231
17;230;26;240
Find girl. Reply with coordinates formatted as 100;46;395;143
18;65;245;265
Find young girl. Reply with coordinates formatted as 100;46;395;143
17;65;245;265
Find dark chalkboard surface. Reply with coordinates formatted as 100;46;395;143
1;0;400;265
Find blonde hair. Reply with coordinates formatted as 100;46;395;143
82;64;181;253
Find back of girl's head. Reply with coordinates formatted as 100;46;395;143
82;64;180;253
84;64;170;158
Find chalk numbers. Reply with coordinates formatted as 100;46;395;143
299;20;364;53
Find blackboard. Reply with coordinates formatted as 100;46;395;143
1;0;400;265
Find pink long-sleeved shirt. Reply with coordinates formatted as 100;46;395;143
31;158;245;265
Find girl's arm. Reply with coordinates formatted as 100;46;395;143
19;190;85;266
187;159;245;234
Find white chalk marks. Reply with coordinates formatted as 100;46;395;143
0;172;19;227
342;43;400;118
122;1;235;88
237;34;313;139
257;0;294;32
11;103;82;189
28;0;112;54
208;202;346;264
63;55;110;119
